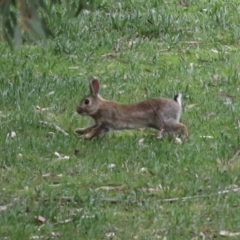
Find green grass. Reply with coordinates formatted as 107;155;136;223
1;0;240;239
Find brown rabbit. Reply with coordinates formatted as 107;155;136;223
75;78;188;140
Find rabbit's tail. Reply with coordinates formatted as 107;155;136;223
174;93;182;106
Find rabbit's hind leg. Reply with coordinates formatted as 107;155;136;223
165;121;188;139
176;122;188;138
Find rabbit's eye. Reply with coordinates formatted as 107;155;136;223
85;99;90;105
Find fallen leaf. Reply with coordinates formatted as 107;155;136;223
223;98;232;105
138;138;144;146
105;232;116;238
220;230;240;236
200;136;214;139
96;186;124;191
37;215;46;223
47;91;54;96
199;231;206;240
186;104;198;109
108;164;116;169
216;158;222;165
147;188;156;192
42;173;51;177
58;218;73;224
30;236;44;239
211;49;218;53
54;152;61;158
51;232;61;237
54;152;70;160
35;105;49;112
0;205;8;211
81;215;95;219
225;184;239;190
220;94;235;105
213;74;219;80
68;66;79;69
140;167;148;172
7;131;16;138
101;52;118;58
11;131;17;138
46;132;55;137
75;208;83;212
49;184;61;187
114;40;120;52
183;41;200;45
128;40;137;46
140;185;162;193
82;9;90;14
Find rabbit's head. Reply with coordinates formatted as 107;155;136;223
77;78;102;116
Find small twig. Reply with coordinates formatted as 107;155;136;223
39;121;69;136
100;187;240;204
228;150;240;164
101;52;119;58
160;187;240;203
54;218;73;225
182;41;201;45
101;198;141;204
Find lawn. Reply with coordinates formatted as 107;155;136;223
1;0;240;239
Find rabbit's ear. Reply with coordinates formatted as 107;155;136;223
89;78;100;96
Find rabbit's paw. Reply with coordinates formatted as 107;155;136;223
84;133;94;140
156;129;165;139
74;128;87;136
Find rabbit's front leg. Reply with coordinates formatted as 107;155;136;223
75;124;97;136
157;129;165;139
84;125;107;140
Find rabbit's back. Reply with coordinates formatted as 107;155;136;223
93;98;180;131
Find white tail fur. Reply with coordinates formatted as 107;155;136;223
174;93;182;107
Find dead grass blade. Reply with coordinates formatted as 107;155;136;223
39;121;69;136
100;187;240;204
228;150;240;164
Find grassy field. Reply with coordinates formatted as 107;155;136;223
1;0;240;239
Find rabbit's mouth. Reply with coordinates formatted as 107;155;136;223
77;110;86;115
76;107;84;115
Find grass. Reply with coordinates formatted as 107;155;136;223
1;0;240;239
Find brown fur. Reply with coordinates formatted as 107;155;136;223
75;78;188;140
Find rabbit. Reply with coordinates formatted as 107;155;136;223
75;77;188;140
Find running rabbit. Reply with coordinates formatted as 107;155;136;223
75;78;188;140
